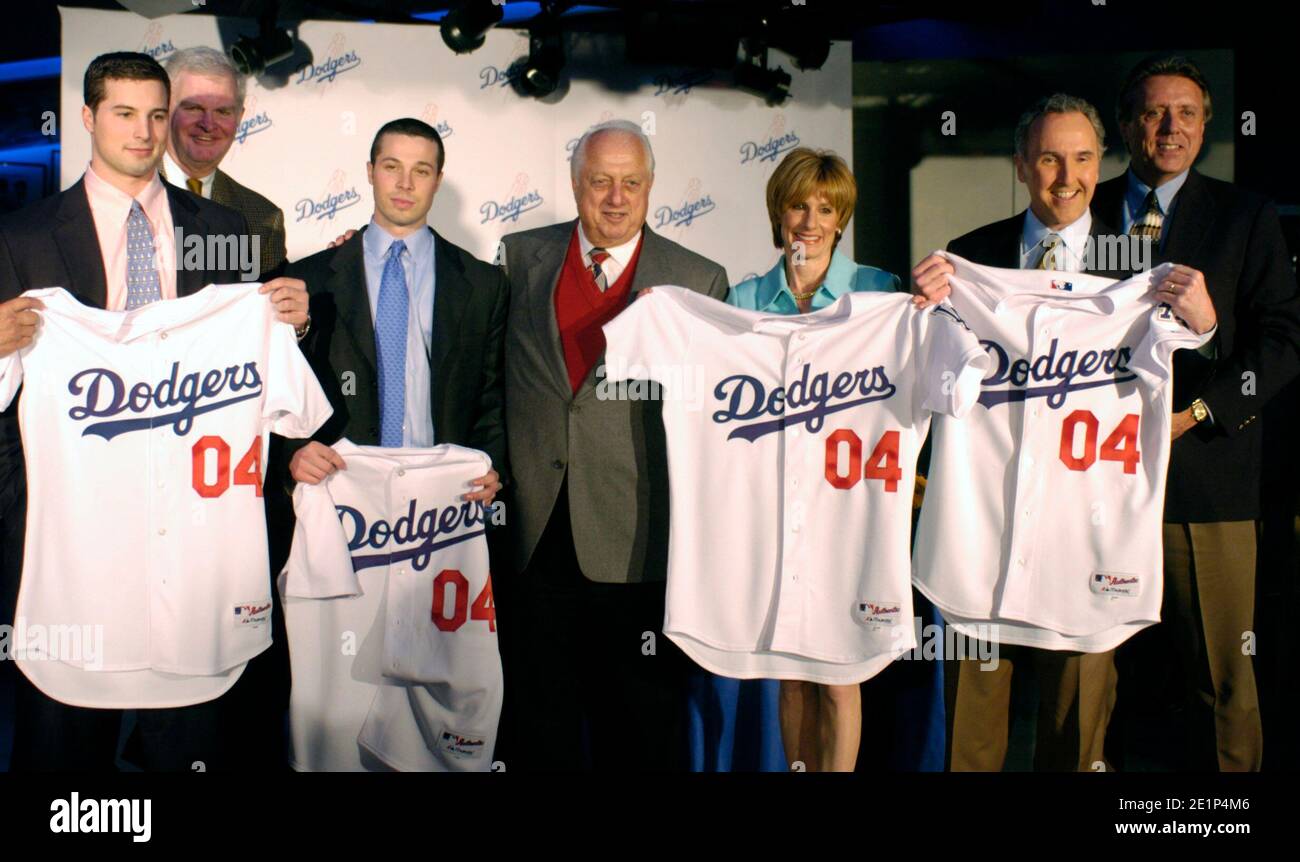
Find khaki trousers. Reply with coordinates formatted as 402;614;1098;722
1162;521;1262;772
948;640;1118;771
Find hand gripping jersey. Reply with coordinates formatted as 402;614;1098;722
602;286;988;683
913;254;1213;652
281;439;501;772
0;285;331;708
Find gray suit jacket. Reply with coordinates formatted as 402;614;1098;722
501;220;728;583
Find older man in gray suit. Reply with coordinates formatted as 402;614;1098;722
496;119;728;771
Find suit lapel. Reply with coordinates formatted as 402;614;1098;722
993;216;1021;269
1159;170;1215;266
52;180;109;308
529;221;576;397
431;228;469;389
167;183;208;296
210;170;235;209
331;230;377;373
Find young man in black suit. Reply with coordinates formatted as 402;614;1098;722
280;117;504;507
1090;56;1300;772
0;51;309;771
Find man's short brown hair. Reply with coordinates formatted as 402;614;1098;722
84;52;171;113
1116;55;1213;125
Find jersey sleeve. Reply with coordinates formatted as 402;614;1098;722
1125;293;1215;392
915;299;990;420
262;316;334;438
601;288;691;384
281;480;363;599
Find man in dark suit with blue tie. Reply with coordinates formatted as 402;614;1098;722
0;52;310;771
280;117;504;512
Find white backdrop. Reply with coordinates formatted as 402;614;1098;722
59;6;852;285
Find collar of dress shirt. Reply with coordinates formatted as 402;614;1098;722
363;219;433;265
754;248;859;314
1125;167;1189;225
577;222;642;268
161;151;214;198
1021;207;1092;266
83;161;169;229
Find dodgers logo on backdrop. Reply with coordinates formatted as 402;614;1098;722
419;103;455;140
139;22;175;60
235;110;273;144
337;498;487;572
651;68;713;97
976;338;1136;409
295;33;361;84
295;185;362;223
740;114;800;165
67;361;263;440
654;178;716;229
712;362;897;442
480;63;522;89
480;173;544;225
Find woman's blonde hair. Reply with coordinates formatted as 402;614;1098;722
765;147;856;249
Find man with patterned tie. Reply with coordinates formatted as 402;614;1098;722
910;94;1133;771
1091;56;1300;772
493;119;729;771
161;47;287;278
280;117;503;530
0;52;309;770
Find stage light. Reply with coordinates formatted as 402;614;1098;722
515;28;565;99
230;24;294;76
734;44;792;106
440;1;506;55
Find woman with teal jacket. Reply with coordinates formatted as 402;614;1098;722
687;147;943;773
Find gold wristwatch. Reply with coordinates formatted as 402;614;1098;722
1190;398;1210;423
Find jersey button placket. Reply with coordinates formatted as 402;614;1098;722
773;333;808;653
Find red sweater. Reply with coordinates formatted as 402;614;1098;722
553;228;644;393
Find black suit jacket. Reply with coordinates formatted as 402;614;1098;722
0;177;251;520
282;225;508;475
0;176;251;628
1092;170;1300;522
946;209;1131;279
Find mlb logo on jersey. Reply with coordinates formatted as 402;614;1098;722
1050;280;1073;292
233;602;272;626
1089;572;1141;598
439;730;486;759
856;601;902;628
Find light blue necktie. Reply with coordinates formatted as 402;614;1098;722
375;239;408;447
125;200;162;309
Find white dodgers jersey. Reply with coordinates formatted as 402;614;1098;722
281;439;501;772
913;254;1213;652
0;285;332;708
602;286;987;683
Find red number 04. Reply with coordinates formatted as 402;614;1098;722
431;570;496;633
191;436;264;497
1058;411;1141;474
824;429;902;491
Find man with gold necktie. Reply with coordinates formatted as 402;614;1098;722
162;47;287;278
1091;56;1300;772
